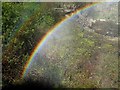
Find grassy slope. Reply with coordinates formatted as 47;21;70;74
58;28;118;88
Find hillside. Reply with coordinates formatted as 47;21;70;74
2;2;118;89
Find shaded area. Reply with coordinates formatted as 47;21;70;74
2;80;55;90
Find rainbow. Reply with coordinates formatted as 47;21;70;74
21;2;100;78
